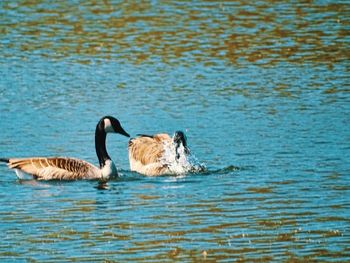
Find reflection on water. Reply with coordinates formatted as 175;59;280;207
1;1;349;66
0;0;350;262
0;173;349;262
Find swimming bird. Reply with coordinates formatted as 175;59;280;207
0;116;130;180
128;131;191;176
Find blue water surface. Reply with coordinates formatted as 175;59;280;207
0;1;350;262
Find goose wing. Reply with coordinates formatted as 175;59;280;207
128;134;173;176
6;157;99;180
128;134;171;165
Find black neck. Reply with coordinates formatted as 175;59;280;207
95;124;111;168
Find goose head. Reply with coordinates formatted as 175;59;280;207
173;130;190;158
100;116;130;137
95;116;130;173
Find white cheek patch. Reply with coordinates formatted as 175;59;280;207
104;119;114;133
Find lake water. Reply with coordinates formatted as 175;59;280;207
1;1;350;262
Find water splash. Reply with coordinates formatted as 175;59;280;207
160;140;206;175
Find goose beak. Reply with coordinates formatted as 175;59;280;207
119;127;130;138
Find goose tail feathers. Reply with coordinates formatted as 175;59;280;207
0;158;9;163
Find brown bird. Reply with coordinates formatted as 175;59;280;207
128;131;190;176
0;116;130;180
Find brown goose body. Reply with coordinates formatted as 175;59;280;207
128;134;172;176
3;157;101;180
128;132;189;176
0;116;130;180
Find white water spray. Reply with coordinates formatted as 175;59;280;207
159;140;206;175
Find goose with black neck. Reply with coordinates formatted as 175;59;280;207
0;116;130;180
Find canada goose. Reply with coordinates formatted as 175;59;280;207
0;116;130;180
128;131;191;176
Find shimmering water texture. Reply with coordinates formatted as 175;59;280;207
1;1;350;262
